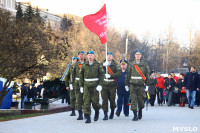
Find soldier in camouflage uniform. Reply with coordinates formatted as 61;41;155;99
125;50;150;121
73;51;86;120
101;52;121;120
79;50;104;123
65;57;79;116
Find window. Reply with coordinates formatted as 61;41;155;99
6;0;9;8
11;0;13;8
1;0;4;6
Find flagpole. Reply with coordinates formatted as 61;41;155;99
105;42;108;75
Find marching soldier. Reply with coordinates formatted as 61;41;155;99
126;50;150;121
101;52;121;120
73;51;86;120
65;57;79;116
79;50;104;123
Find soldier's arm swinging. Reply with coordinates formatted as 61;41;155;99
125;65;132;86
79;64;84;87
110;65;121;79
65;68;71;88
98;64;104;86
145;63;151;86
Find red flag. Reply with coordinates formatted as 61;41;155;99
83;4;107;44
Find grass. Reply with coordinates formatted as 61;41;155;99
0;112;50;122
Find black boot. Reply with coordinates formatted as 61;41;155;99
109;109;114;119
103;111;108;120
132;111;138;121
115;112;120;117
85;114;91;123
138;109;142;120
77;110;83;120
94;110;99;121
70;108;76;116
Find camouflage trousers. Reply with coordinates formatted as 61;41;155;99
130;84;146;111
101;86;116;111
70;88;76;109
83;86;101;115
75;84;84;110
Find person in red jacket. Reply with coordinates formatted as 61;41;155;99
156;72;165;106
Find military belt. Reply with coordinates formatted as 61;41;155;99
104;79;114;82
75;78;80;80
84;78;99;81
131;77;142;79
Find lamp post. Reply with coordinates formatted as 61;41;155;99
125;33;128;60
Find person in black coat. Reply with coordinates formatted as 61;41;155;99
183;66;199;109
37;81;44;98
30;84;37;101
177;73;186;106
164;74;176;106
148;71;157;106
21;83;28;109
195;74;200;106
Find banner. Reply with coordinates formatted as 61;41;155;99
83;4;107;44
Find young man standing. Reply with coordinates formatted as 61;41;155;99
79;50;104;123
73;51;86;120
101;52;121;120
183;66;199;109
65;57;78;116
126;50;150;121
116;59;130;117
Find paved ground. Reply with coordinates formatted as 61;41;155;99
0;101;200;133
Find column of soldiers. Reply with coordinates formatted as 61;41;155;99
65;49;150;124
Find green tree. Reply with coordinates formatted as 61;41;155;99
60;14;72;33
24;4;34;22
34;7;45;26
16;2;23;20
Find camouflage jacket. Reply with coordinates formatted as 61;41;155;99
72;60;86;85
126;60;150;86
65;65;75;87
101;60;121;86
79;60;104;88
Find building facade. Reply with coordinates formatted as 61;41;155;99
0;0;16;15
20;4;62;31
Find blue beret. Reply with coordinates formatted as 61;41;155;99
73;57;79;60
120;59;128;64
78;51;85;55
87;50;95;55
107;52;113;55
135;50;142;54
170;71;174;73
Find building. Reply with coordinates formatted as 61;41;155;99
0;0;16;15
19;3;62;31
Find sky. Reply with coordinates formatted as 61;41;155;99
17;0;200;47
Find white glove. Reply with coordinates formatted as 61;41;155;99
125;86;129;91
70;84;73;90
96;85;102;91
103;61;109;66
145;86;149;91
80;87;83;93
105;74;111;79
